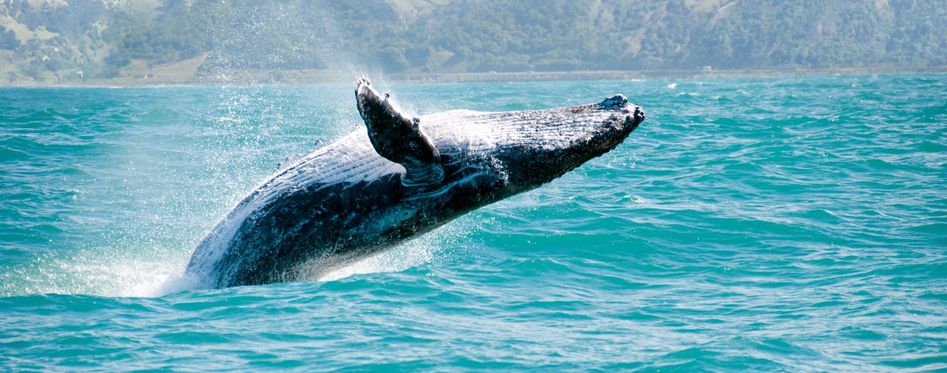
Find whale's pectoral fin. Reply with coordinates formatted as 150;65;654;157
355;78;445;188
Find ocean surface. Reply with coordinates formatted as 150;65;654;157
1;74;945;371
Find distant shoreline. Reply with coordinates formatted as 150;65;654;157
3;66;945;88
393;66;947;83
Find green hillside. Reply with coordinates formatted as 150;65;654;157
1;0;945;84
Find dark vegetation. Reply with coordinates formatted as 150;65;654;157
0;0;945;83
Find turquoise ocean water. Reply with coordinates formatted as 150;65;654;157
0;74;945;370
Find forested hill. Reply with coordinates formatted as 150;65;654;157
1;0;945;84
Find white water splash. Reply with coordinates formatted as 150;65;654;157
0;244;193;298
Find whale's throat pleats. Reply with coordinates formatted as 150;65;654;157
355;79;445;188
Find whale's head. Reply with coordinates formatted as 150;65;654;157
411;93;644;211
496;95;645;189
459;95;645;194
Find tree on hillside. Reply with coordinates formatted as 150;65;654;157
0;27;18;50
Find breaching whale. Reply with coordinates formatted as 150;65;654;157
185;78;645;288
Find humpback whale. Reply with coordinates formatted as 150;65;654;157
186;78;645;288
